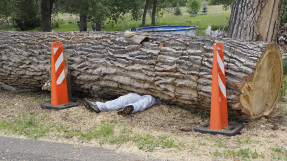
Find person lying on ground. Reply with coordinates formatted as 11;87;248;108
83;93;161;116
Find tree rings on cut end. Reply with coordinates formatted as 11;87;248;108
240;44;283;119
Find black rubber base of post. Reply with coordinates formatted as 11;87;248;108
41;102;77;110
194;123;244;136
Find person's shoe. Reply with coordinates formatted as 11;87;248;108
117;105;134;115
83;98;100;113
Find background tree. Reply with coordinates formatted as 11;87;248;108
60;0;141;31
90;0;142;31
0;0;15;21
59;0;89;31
142;0;170;27
12;0;41;31
151;0;157;26
142;0;150;27
41;0;55;32
129;0;143;22
0;0;15;29
201;1;208;14
174;6;182;16
186;0;202;16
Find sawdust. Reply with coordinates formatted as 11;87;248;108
0;90;287;160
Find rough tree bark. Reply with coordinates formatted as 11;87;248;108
79;14;87;32
0;31;283;119
228;0;283;42
142;0;150;27
41;0;54;32
151;0;157;26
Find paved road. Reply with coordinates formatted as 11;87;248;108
0;136;159;161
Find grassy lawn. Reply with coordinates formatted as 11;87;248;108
2;5;230;36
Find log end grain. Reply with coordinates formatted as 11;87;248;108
239;44;283;119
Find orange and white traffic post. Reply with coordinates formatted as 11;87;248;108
210;42;228;130
41;42;77;109
194;42;243;136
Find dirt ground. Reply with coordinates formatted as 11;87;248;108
0;89;287;161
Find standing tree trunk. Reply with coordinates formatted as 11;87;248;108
142;0;150;27
96;22;101;31
151;0;157;26
228;0;283;42
79;14;87;32
41;0;54;32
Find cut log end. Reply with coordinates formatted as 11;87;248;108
240;44;283;119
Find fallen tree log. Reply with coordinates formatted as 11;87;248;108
0;31;283;119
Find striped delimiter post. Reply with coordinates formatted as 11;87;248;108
50;42;69;106
54;47;65;85
210;42;228;130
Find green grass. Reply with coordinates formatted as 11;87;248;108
237;137;251;146
0;115;50;139
132;134;184;151
0;115;184;151
272;146;287;161
96;5;230;36
212;148;265;160
2;5;230;36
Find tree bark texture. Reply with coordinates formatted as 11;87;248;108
0;31;283;119
228;0;283;42
80;14;87;32
142;0;150;27
41;0;54;32
151;0;157;26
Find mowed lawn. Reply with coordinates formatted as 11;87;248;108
97;5;231;36
2;5;231;36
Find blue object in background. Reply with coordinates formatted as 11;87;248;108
136;25;198;36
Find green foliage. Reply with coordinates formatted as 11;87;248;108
0;0;15;20
283;60;287;76
201;2;208;14
280;60;287;101
174;6;182;15
12;0;41;31
4;5;230;35
186;0;202;16
282;1;287;26
58;0;142;30
280;76;287;101
129;0;143;21
164;0;186;7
